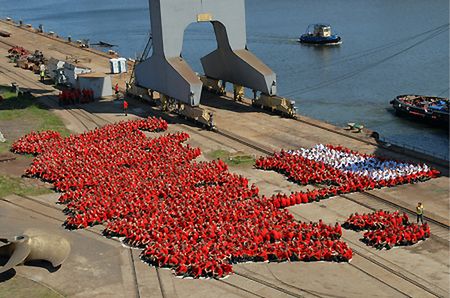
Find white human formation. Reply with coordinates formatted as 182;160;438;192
288;144;430;181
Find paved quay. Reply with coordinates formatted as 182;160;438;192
0;19;449;298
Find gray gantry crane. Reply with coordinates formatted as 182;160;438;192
130;0;296;127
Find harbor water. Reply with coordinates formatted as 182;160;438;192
1;0;448;159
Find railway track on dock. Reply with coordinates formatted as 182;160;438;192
1;35;447;170
2;54;447;235
0;67;310;298
215;126;450;232
289;209;447;298
339;193;449;243
3;56;448;240
5;195;312;298
208;93;449;171
1;60;449;297
0;194;143;298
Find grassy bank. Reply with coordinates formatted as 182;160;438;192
0;275;64;298
0;175;52;198
208;149;255;167
0;85;70;154
0;85;68;197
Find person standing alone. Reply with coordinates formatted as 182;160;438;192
123;99;128;116
416;202;424;224
39;63;46;83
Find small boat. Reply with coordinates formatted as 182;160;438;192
390;95;449;127
299;24;342;45
91;41;117;48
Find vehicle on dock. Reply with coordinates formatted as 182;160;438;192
252;94;297;118
298;24;342;45
390;95;449;127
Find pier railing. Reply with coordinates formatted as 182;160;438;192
378;136;449;163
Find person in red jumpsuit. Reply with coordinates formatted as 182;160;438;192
123;100;129;116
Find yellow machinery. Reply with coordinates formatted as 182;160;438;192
199;74;297;118
233;84;244;101
176;102;216;130
199;75;225;95
252;93;297;118
126;83;158;105
127;80;215;129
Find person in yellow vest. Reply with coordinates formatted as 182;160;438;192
39;63;46;83
416;202;424;224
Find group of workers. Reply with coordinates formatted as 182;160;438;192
255;144;439;208
11;120;438;277
11;117;168;156
58;88;95;105
343;210;430;249
11;130;62;155
11;117;353;278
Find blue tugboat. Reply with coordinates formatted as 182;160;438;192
299;24;342;45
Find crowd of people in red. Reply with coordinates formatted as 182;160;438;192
11;118;353;278
58;88;95;105
11;130;62;155
255;147;439;209
343;211;430;249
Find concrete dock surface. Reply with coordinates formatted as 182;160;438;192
0;19;449;298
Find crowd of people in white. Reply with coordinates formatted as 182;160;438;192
288;144;431;181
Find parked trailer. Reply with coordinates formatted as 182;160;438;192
252;94;297;118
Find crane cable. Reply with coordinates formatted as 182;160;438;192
128;32;153;86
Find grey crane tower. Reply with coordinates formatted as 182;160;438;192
134;0;277;106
